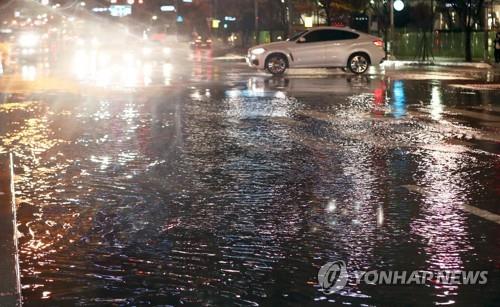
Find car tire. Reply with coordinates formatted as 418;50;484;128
265;54;288;75
348;53;370;74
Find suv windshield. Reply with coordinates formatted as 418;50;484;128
287;30;308;41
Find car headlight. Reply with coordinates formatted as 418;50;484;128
142;47;152;55
251;48;266;55
19;33;39;48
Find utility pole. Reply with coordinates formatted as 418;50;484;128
254;0;259;44
213;0;218;20
286;0;293;37
213;0;218;39
484;0;490;62
389;0;394;54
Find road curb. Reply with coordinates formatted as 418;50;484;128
382;60;493;69
0;153;22;307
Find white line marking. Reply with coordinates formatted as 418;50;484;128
401;185;500;225
462;204;500;225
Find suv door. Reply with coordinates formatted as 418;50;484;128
290;29;332;68
322;30;360;66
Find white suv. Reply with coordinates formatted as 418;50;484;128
246;27;386;75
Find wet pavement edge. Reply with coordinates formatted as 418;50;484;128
0;153;22;307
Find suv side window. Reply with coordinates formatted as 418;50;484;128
302;30;331;43
333;30;360;40
303;29;359;43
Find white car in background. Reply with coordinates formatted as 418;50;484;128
246;27;386;75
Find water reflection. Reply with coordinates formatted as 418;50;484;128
392;80;407;118
0;66;498;306
21;65;37;81
71;48;182;87
411;149;474;305
430;84;444;121
250;75;379;94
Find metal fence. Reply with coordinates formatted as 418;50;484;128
391;30;496;60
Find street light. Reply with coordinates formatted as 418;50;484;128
388;0;404;53
394;0;404;12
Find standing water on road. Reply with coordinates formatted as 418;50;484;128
1;59;499;306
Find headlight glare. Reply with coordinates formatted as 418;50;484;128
251;48;266;55
19;33;40;48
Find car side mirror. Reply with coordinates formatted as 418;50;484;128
297;37;306;43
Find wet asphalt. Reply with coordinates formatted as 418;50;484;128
0;50;500;306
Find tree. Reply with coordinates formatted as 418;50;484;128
291;0;315;26
291;0;370;26
411;2;436;61
183;0;212;36
369;0;390;48
437;0;485;62
318;0;352;25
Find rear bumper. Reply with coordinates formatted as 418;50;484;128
380;53;388;64
371;49;387;65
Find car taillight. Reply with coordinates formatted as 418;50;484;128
373;39;384;47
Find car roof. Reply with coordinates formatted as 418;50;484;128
306;26;359;33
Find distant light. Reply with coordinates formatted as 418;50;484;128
224;16;236;21
41;0;50;5
127;0;134;4
394;0;405;11
152;15;158;20
19;32;40;48
223;23;228;29
304;16;313;28
176;15;184;22
92;7;108;12
182;0;192;2
212;19;220;29
110;5;132;17
80;1;85;6
142;47;152;55
160;5;175;12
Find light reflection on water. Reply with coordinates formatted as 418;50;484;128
411;150;472;301
71;48;183;88
0;71;499;306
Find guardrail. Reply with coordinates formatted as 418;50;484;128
0;153;22;307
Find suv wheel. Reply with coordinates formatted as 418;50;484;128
348;54;370;74
265;54;287;75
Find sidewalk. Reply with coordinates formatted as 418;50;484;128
382;59;493;69
212;48;497;70
0;153;21;307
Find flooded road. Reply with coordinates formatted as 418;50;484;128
1;53;500;306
